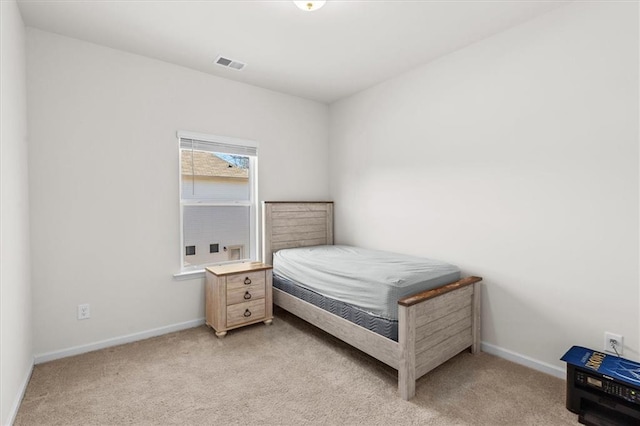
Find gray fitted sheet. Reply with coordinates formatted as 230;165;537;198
273;245;461;321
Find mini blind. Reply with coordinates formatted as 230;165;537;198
177;131;258;157
178;131;256;202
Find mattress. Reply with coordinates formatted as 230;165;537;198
273;273;399;341
273;245;461;321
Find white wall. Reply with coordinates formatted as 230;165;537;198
1;0;33;423
26;29;329;356
329;1;639;371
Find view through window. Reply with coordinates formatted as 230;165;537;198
179;133;257;270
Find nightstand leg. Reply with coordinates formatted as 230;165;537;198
264;319;273;325
215;331;227;338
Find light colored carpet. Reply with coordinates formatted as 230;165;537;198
16;308;579;425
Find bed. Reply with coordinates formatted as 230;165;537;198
262;201;482;400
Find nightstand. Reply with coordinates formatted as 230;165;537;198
205;262;273;338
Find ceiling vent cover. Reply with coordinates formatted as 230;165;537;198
215;55;246;71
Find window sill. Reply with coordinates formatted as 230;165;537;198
173;269;205;281
174;259;257;281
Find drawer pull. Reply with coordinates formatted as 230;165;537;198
243;309;252;318
243;291;252;300
244;277;252;285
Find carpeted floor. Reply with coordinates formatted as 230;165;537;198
16;307;578;425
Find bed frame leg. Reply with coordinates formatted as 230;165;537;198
471;281;482;354
398;304;416;400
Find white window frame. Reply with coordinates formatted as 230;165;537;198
175;131;259;278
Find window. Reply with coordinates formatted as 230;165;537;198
178;131;258;272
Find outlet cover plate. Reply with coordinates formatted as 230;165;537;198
78;304;90;320
604;332;623;355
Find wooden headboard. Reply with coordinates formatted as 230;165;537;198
262;202;334;265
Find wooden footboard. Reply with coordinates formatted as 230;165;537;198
263;201;482;400
398;276;482;399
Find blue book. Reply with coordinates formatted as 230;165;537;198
561;345;640;388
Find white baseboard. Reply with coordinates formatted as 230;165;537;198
34;318;205;365
6;360;34;426
481;341;565;379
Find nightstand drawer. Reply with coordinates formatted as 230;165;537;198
226;270;266;290
227;284;265;306
227;299;265;327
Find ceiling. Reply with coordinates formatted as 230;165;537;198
16;0;568;104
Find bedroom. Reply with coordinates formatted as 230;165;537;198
1;0;638;424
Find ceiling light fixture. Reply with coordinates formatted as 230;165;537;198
293;1;326;12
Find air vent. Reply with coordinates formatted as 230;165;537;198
214;55;246;71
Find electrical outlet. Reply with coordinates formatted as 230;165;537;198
78;304;90;320
604;332;623;356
